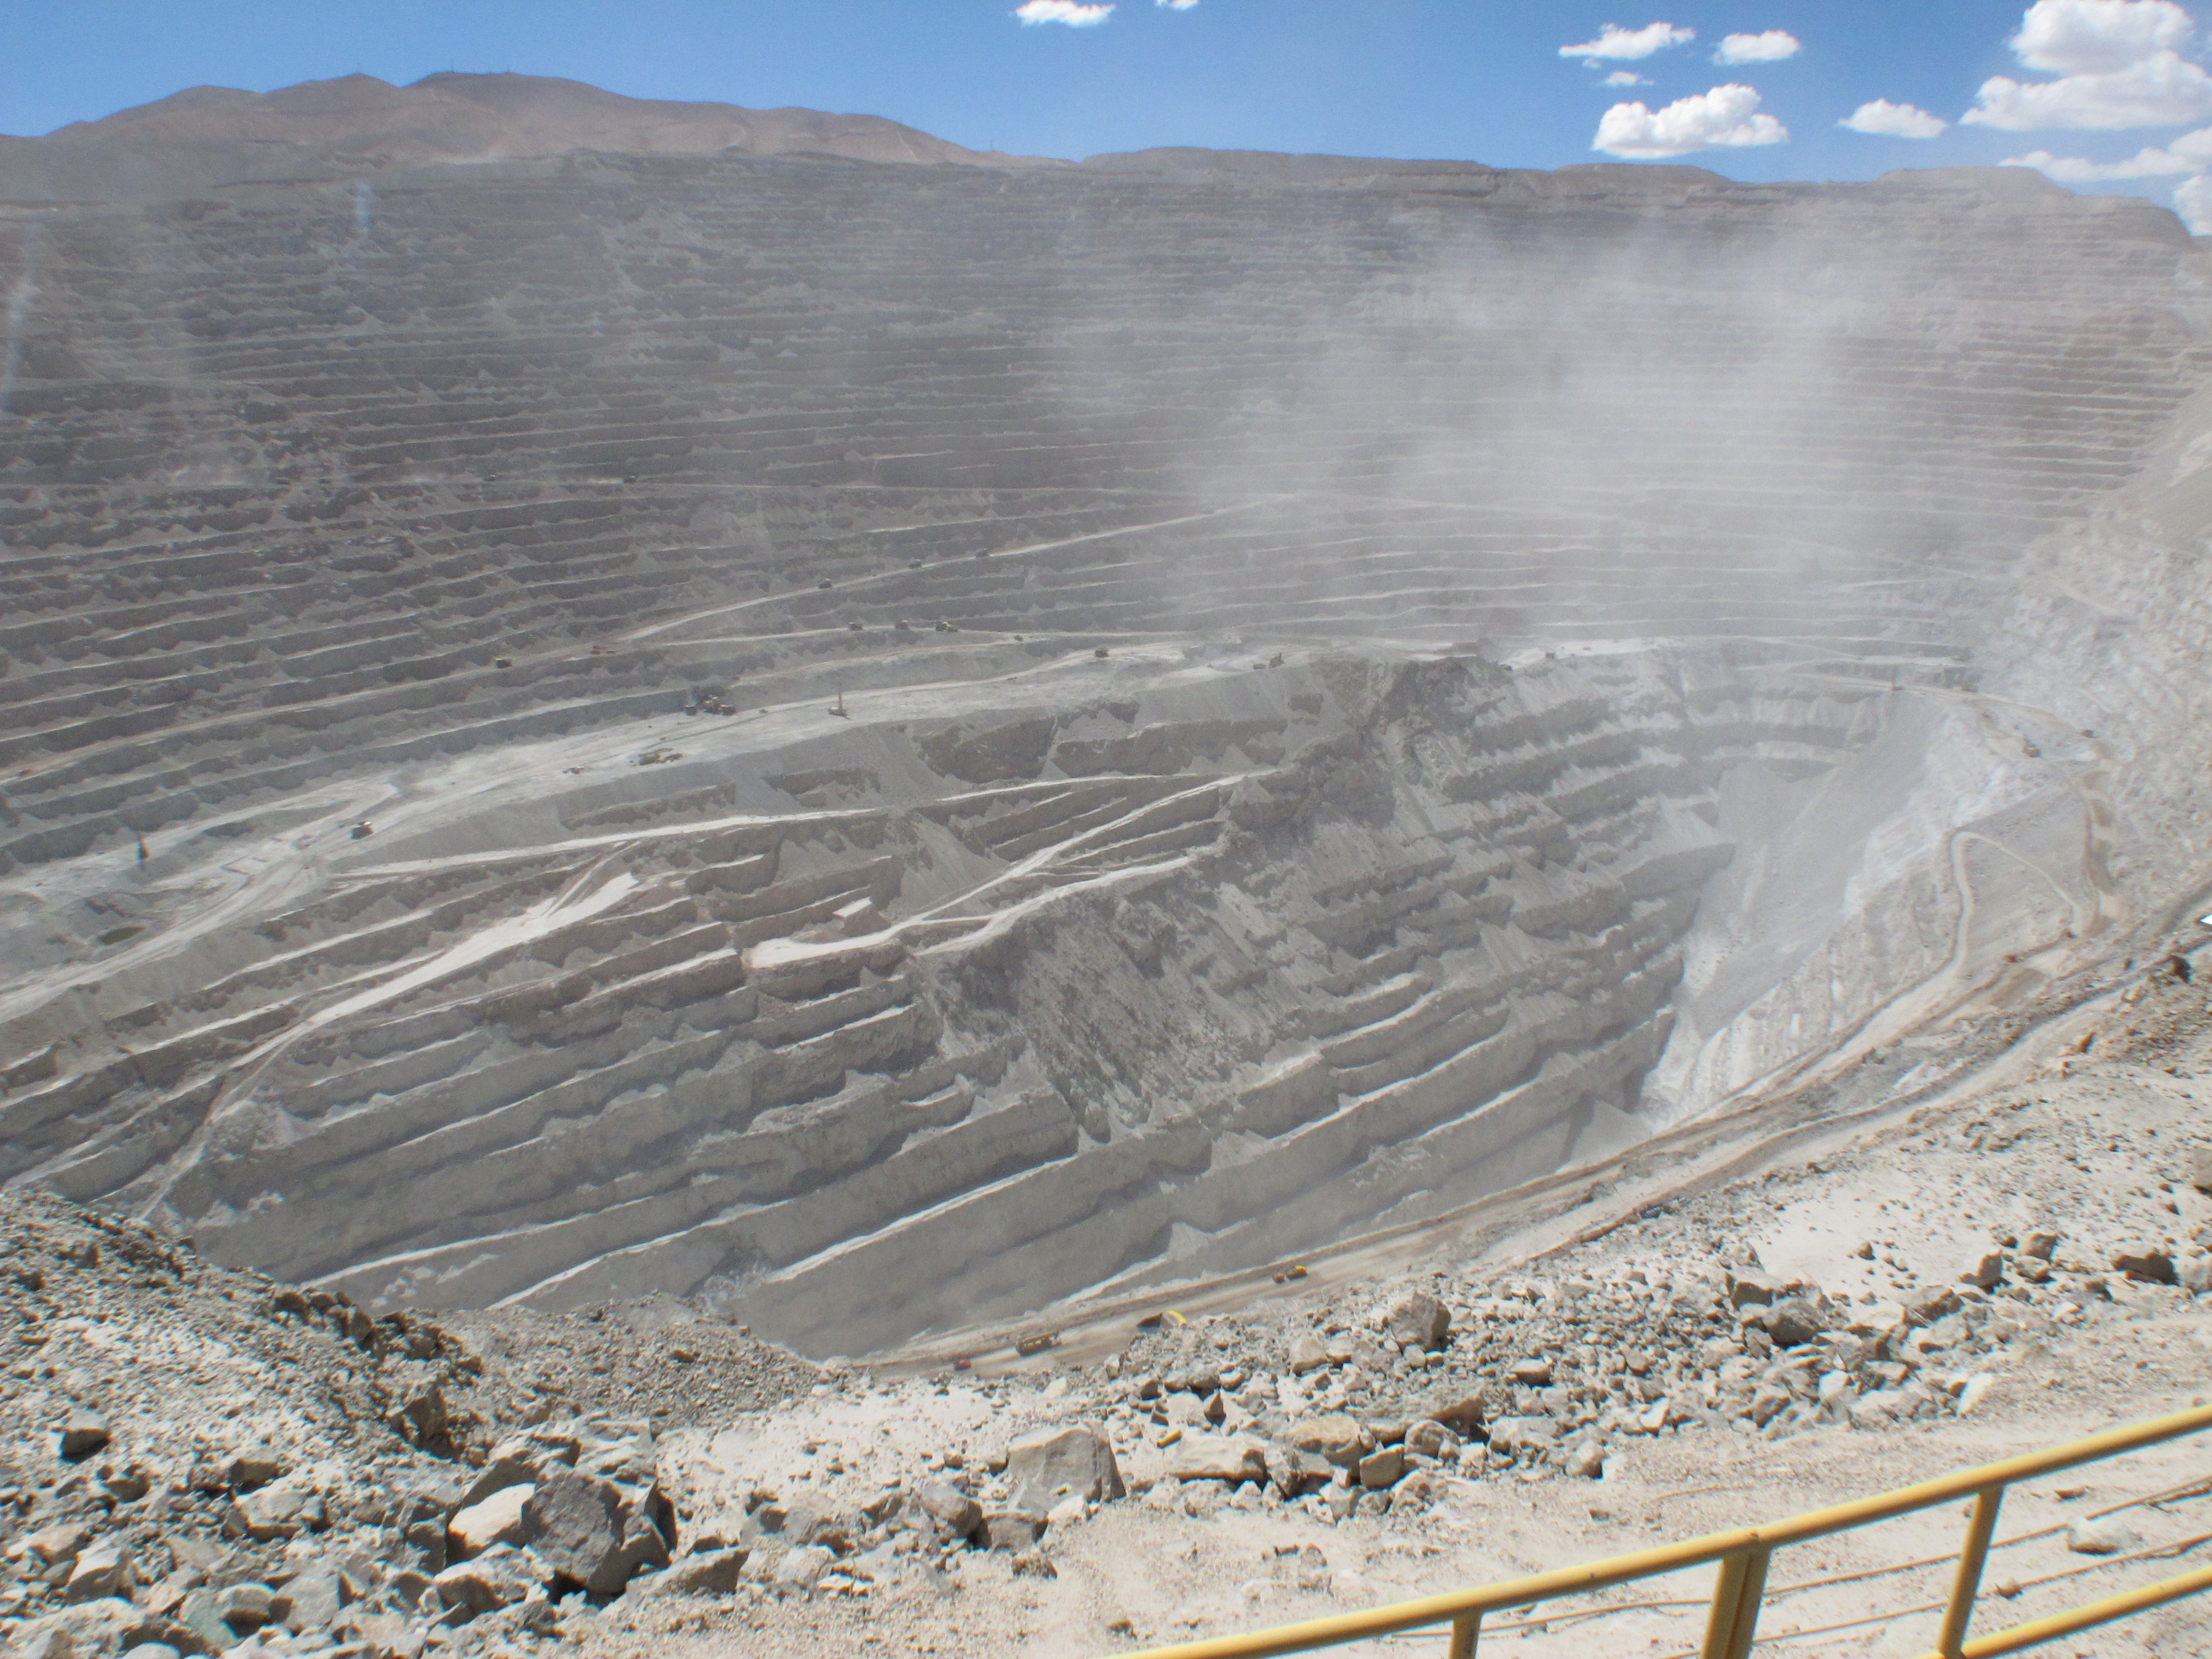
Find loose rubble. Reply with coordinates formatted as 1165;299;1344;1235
0;1191;816;1658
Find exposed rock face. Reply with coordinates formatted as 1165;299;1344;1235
2;79;2211;1356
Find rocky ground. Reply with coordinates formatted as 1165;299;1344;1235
6;960;2212;1658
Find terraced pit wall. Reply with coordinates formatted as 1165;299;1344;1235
2;139;2210;1353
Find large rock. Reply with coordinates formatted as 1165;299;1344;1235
1356;1446;1406;1490
912;1481;982;1540
1262;1442;1334;1498
1413;1387;1487;1434
62;1544;128;1603
2066;1516;2141;1556
1005;1424;1124;1513
232;1481;326;1543
1384;1292;1450;1352
454;1457;538;1513
2111;1244;2177;1284
1727;1272;1781;1309
523;1470;635;1595
1484;1417;1557;1455
643;1548;749;1597
58;1410;111;1462
432;1546;535;1617
275;1562;349;1632
220;1447;286;1491
982;1509;1047;1551
1757;1298;1828;1349
1165;1433;1268;1485
1283;1413;1369;1467
448;1484;535;1557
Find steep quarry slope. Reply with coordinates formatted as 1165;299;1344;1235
1;84;2210;1356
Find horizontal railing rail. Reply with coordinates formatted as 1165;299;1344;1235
1121;1400;2212;1659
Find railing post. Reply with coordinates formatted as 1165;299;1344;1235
1445;1609;1480;1658
1701;1546;1771;1659
1937;1486;2004;1657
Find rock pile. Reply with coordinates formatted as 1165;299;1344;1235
652;1208;2212;1610
0;1190;814;1658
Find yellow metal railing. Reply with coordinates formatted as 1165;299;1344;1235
1122;1401;2212;1659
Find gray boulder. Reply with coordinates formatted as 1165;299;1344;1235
643;1547;749;1597
1384;1292;1450;1352
524;1470;632;1596
1005;1424;1124;1513
275;1562;349;1631
913;1481;982;1540
432;1544;535;1617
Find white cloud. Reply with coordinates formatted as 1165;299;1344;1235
2010;0;2193;75
1966;53;2212;127
1840;99;1950;138
1015;0;1114;24
1715;30;1800;64
1964;0;2212;129
1594;84;1788;156
1561;22;1695;62
2174;170;2212;229
2005;122;2212;178
1156;0;1199;8
2005;142;2194;176
1604;70;1651;86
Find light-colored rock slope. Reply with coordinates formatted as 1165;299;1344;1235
2;90;2212;1355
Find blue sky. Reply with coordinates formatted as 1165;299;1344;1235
8;2;2212;221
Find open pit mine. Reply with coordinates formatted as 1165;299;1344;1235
3;72;2211;1375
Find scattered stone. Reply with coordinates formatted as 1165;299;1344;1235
773;1545;834;1589
646;1547;749;1596
215;1583;276;1633
1170;1432;1269;1484
2065;1517;2142;1556
1728;1272;1781;1309
1485;1417;1556;1455
914;1481;984;1540
233;1479;326;1542
2111;1245;2177;1285
1758;1298;1828;1348
1961;1253;2005;1291
1262;1443;1334;1499
1356;1446;1406;1490
1287;1333;1331;1376
58;1409;111;1461
1385;1292;1450;1352
276;1563;348;1630
24;1523;91;1568
62;1544;128;1603
982;1510;1046;1552
1284;1414;1369;1467
449;1483;535;1556
432;1545;534;1615
1509;1358;1553;1386
524;1469;635;1596
1005;1423;1125;1513
221;1447;286;1490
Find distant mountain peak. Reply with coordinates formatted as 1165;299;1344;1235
45;70;1050;172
